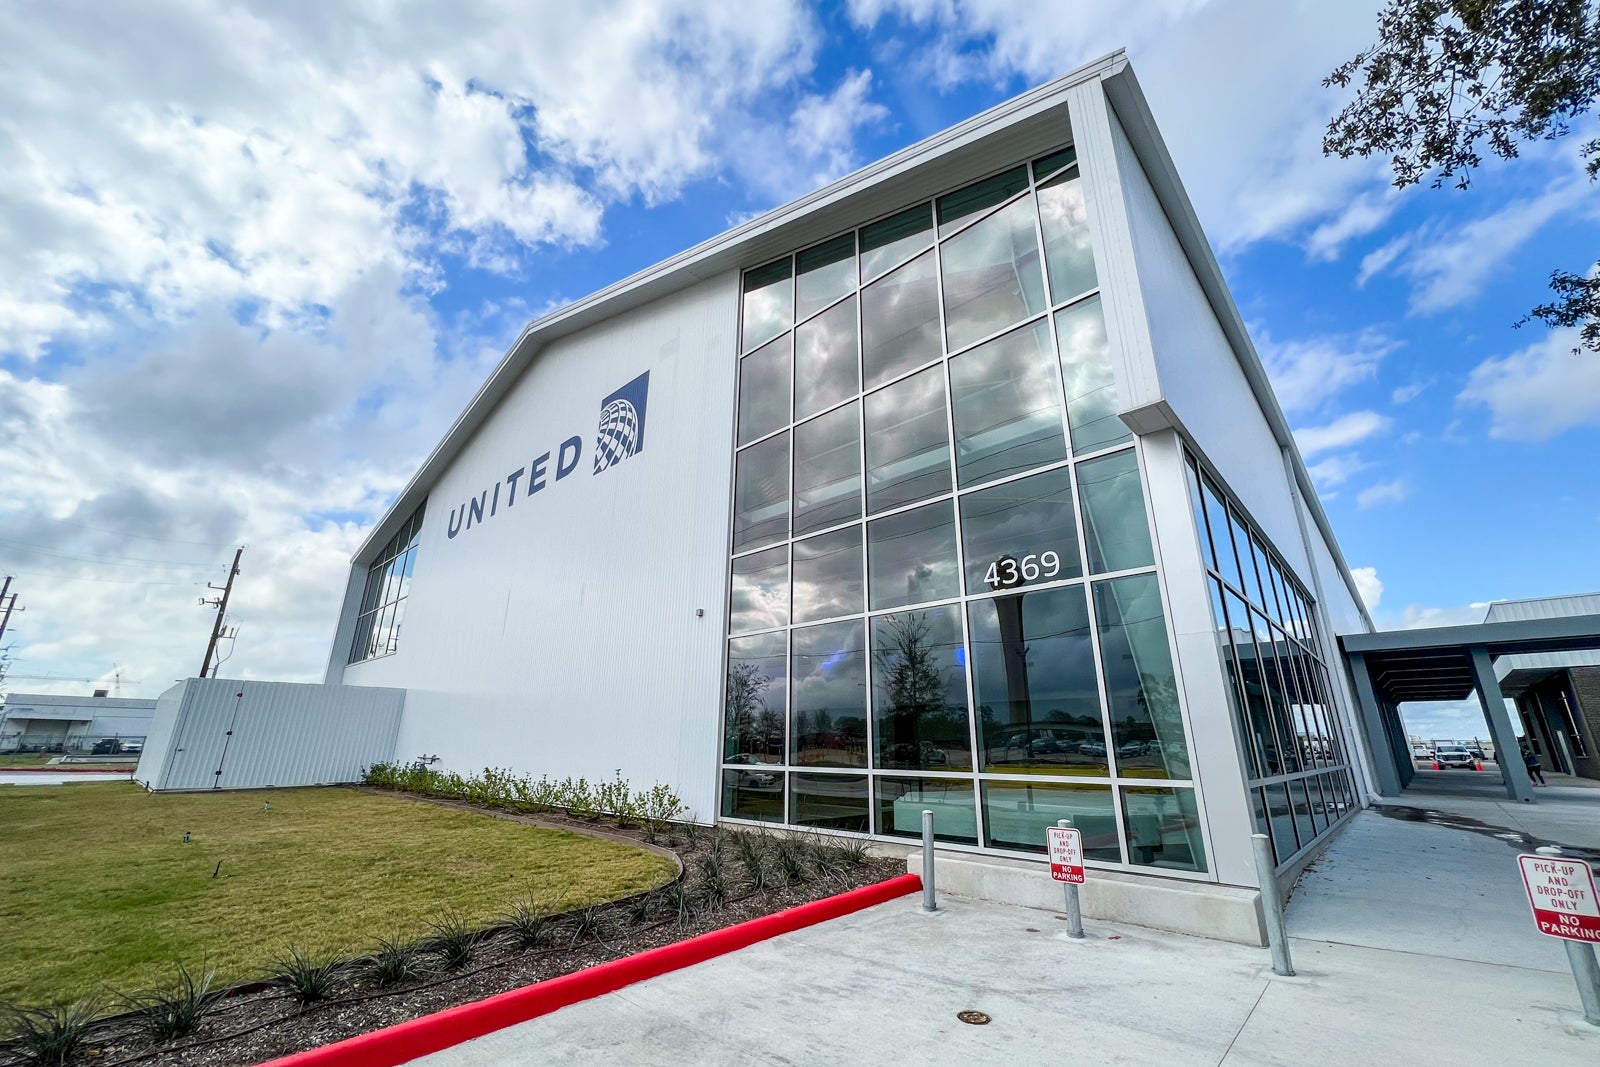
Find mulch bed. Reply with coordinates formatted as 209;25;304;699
3;793;901;1067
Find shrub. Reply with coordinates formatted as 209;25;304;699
504;901;552;949
357;938;428;989
267;949;349;1005
422;911;478;971
1;999;103;1066
362;764;686;830
562;904;608;946
123;963;221;1042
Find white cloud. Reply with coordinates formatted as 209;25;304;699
1258;328;1396;414
1356;236;1407;288
1391;379;1432;404
786;70;891;190
1305;190;1400;261
1396;602;1492;629
848;0;1393;251
1356;479;1409;509
1458;327;1600;441
1294;410;1392;456
1307;452;1368;489
1350;566;1383;612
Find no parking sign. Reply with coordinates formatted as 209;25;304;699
1046;825;1084;884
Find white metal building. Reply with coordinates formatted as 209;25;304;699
321;52;1376;938
0;692;156;753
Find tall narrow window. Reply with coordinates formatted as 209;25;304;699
348;504;425;664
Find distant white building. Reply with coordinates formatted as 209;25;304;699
0;692;156;754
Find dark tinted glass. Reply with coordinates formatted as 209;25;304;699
867;500;960;610
789;772;869;832
1094;573;1189;779
981;782;1120;861
948;319;1068;487
1267;781;1298;862
861;250;940;389
794;295;860;420
876;777;978;843
864;365;950;513
796;233;857;321
732;432;789;552
791;525;863;624
1290;778;1317;847
722;768;784;822
970;585;1108;775
790;620;867;768
793;402;861;536
871;605;971;770
729;545;788;635
1078;448;1154;573
1122;787;1206;872
742;259;791;352
936;166;1029;235
959;467;1082;595
860;204;933;282
940;196;1046;351
1032;146;1077;182
725;631;786;763
737;333;791;445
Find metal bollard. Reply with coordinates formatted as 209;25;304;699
1567;941;1600;1027
1251;833;1294;976
921;809;937;911
1056;818;1084;938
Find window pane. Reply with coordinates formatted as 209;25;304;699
861;250;940;389
1201;474;1244;593
794;295;860;420
1230;510;1265;608
732;432;789;552
722;768;784;822
936;166;1029;235
948;319;1068;487
729;546;788;635
793;402;861;536
1209;578;1261;778
1055;296;1130;452
737;333;792;445
1094;573;1190;779
1037;167;1097;303
970;585;1108;775
867;500;959;610
876;777;978;843
981;781;1120;861
725;632;786;764
789;772;869;832
1078;448;1154;573
1267;781;1298;863
792;525;863;624
796;233;857;321
864;364;950;513
1289;778;1317;847
959;467;1083;595
1230;590;1284;776
871;605;971;770
348;611;375;664
387;597;408;655
1121;787;1206;872
1032;146;1077;182
742;259;792;352
1251;787;1271;839
790;620;867;767
860;204;933;283
1184;458;1218;574
940;196;1046;352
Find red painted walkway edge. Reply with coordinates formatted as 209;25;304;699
258;872;922;1067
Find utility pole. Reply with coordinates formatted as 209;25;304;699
198;549;243;678
0;577;24;645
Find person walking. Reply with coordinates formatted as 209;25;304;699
1522;745;1547;786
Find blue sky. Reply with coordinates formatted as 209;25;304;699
0;1;1596;743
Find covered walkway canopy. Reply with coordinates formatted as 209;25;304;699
1341;613;1600;803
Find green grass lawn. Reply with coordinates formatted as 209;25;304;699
0;783;677;1005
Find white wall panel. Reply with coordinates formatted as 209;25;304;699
341;273;740;821
133;683;186;788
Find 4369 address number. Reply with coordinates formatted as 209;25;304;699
984;551;1061;590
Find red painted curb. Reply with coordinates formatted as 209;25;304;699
257;872;921;1067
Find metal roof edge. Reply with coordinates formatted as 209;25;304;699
1340;613;1600;654
1098;65;1376;634
347;49;1130;564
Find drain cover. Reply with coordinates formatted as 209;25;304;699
957;1010;991;1025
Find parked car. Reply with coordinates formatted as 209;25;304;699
1433;746;1478;770
1117;739;1148;759
1078;740;1107;758
90;738;123;755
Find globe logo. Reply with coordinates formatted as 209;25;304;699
593;398;641;473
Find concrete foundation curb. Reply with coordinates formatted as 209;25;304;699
257;873;923;1067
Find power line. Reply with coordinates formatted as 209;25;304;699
0;536;223;570
0;568;202;588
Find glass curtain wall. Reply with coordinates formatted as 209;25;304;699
1183;454;1358;866
722;147;1209;875
349;504;425;663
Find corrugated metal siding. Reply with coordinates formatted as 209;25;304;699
1484;593;1600;623
335;272;738;820
152;679;405;791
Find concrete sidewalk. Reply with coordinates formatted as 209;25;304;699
409;811;1599;1066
